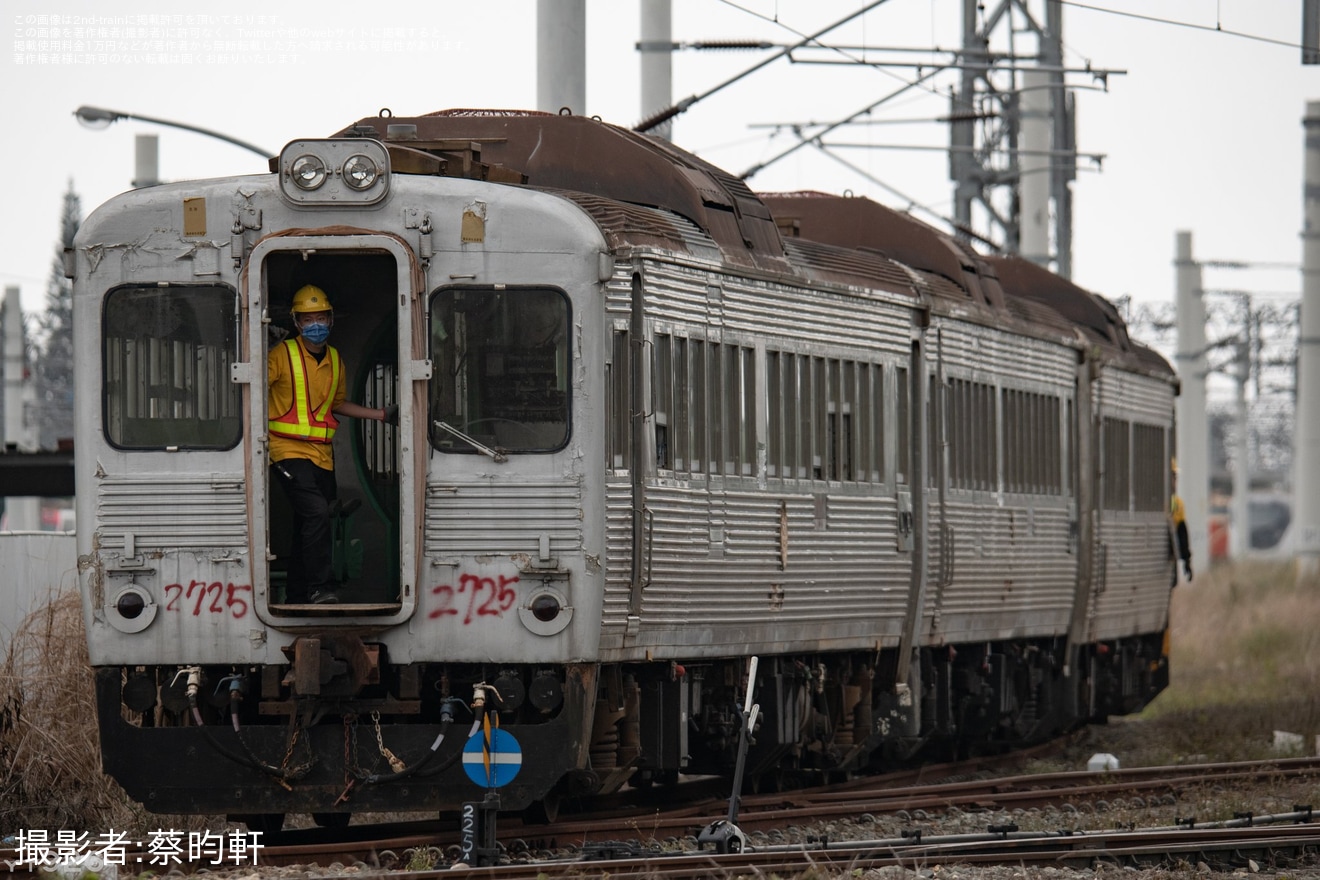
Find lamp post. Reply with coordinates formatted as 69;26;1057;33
75;105;272;191
73;105;272;159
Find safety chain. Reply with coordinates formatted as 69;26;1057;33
373;710;407;774
335;713;358;805
275;713;314;788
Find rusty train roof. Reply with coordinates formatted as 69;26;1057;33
336;109;791;274
330;109;1166;372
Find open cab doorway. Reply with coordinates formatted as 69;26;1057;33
249;238;419;621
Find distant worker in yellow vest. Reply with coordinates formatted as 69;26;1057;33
1169;459;1193;586
268;285;396;605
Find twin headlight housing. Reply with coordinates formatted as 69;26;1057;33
279;139;390;205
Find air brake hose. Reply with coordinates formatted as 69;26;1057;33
176;667;314;781
361;697;466;785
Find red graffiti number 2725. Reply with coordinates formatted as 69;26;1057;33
429;574;518;623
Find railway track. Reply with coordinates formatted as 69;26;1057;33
6;755;1320;877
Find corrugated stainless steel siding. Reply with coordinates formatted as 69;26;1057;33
1090;516;1171;640
607;260;914;358
643;261;913;355
424;478;583;557
720;278;911;355
925;501;1077;642
1096;370;1174;424
95;475;247;549
936;319;1075;386
640;262;713;326
604;265;635;317
603;478;635;627
604;482;912;653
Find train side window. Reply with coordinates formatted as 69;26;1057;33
866;362;884;483
102;284;241;450
1003;389;1018;493
673;336;689;473
945;377;998;491
653;333;672;470
1066;397;1076;495
691;339;707;474
1132;423;1166;511
709;342;725;475
785;354;801;478
610;328;629;469
741;345;756;476
1003;388;1063;496
927;373;939;489
1102;417;1131;510
825;358;854;482
895;366;909;485
722;344;738;475
429;287;570;454
767;351;781;478
812;356;826;480
1048;395;1062;494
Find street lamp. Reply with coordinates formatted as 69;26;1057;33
73;105;272;159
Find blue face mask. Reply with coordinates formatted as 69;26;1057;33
300;320;331;344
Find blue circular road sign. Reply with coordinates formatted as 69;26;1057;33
462;728;522;788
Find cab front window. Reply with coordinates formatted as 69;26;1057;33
102;284;241;450
429;287;570;453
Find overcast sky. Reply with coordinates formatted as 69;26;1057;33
3;0;1316;334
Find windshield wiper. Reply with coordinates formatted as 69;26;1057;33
433;421;508;463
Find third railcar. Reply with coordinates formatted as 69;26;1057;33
72;109;1178;823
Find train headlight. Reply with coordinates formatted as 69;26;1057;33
289;154;328;190
342;153;381;190
279;138;391;205
518;584;573;636
531;593;560;622
106;584;158;634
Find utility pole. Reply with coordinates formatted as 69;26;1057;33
1175;232;1211;570
639;0;673;141
133;133;159;188
1297;101;1320;580
1230;295;1251;559
537;0;587;116
3;286;40;531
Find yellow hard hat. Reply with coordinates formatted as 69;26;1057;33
290;284;332;314
1170;458;1179;474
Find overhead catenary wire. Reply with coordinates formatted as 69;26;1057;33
1060;0;1307;51
634;0;895;133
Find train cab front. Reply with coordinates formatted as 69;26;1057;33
73;124;610;822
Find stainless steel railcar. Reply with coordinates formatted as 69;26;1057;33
72;109;1178;823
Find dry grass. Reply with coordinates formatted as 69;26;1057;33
0;591;210;834
1168;559;1320;704
1126;559;1320;764
1170;560;1320;699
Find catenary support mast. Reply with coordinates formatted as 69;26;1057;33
1297;101;1320;579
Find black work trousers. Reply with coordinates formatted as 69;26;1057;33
271;458;337;601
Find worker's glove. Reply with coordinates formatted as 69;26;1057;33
1183;560;1193;581
383;404;399;426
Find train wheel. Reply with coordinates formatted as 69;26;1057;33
521;791;562;824
312;812;351;829
240;814;285;834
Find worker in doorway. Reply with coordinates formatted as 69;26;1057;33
268;284;397;604
1170;459;1193;586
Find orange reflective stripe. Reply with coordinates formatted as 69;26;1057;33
268;339;340;443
